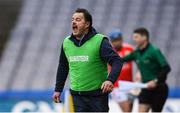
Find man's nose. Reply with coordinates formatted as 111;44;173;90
72;20;76;24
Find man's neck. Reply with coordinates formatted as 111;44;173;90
76;29;89;40
139;41;149;50
76;35;84;40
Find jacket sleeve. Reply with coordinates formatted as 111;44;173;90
122;51;135;62
55;44;69;92
100;38;123;83
154;49;171;83
157;65;171;84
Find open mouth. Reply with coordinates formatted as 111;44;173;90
72;25;78;30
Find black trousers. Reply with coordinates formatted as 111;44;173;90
138;83;168;112
71;94;109;112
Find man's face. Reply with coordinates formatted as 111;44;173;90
72;13;89;37
132;33;146;47
111;38;123;50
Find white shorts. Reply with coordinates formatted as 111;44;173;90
111;88;134;103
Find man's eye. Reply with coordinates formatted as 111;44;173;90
76;18;81;21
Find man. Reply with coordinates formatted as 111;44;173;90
123;27;171;112
108;29;134;112
52;8;123;112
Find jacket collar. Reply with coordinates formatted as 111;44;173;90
138;42;150;54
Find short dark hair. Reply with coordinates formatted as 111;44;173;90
75;8;92;28
134;27;149;40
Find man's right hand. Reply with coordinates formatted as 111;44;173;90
52;92;61;103
147;80;157;89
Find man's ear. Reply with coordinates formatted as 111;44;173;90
142;35;147;41
85;22;90;28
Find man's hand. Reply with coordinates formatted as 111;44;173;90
147;80;157;89
101;80;114;93
52;92;61;103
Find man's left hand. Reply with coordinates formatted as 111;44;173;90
101;80;114;93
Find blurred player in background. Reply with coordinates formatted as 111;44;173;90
53;8;123;112
123;27;171;112
108;29;134;112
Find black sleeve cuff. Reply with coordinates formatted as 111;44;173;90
55;83;64;92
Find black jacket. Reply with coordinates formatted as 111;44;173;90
55;27;123;95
